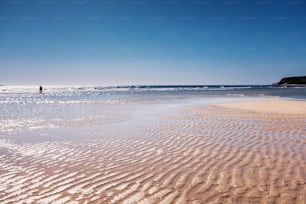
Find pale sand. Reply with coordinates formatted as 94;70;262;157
0;100;305;203
215;99;306;115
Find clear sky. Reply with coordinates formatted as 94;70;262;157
0;0;305;85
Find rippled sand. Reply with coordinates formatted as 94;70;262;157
0;100;306;203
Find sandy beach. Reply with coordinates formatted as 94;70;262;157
0;99;305;203
215;100;306;115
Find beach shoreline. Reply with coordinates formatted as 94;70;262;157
0;97;305;203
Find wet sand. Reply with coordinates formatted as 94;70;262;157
0;99;305;203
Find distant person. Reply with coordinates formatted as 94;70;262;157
39;85;43;93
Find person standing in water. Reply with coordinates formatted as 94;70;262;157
39;85;43;93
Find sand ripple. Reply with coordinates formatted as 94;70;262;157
0;104;305;203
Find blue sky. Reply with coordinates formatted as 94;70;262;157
0;0;305;85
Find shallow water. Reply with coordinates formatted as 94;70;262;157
1;85;305;135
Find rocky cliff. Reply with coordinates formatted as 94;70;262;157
277;76;306;85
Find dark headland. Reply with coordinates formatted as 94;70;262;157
275;76;306;86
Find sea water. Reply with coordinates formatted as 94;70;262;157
0;85;305;135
